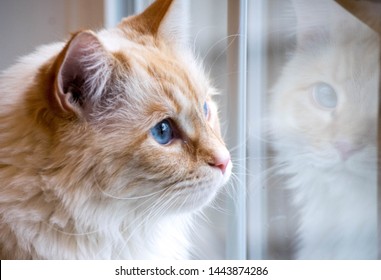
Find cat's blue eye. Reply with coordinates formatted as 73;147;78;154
150;119;173;145
312;82;337;109
203;101;209;118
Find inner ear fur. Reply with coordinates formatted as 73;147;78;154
51;31;111;119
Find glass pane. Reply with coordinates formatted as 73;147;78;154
187;0;230;259
251;0;380;259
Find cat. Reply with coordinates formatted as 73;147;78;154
268;0;379;259
0;0;232;259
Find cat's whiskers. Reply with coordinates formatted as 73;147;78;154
94;179;167;200
113;183;181;258
43;177;171;242
191;25;218;55
41;220;101;237
207;34;243;76
203;34;242;67
95;192;163;258
208;192;234;216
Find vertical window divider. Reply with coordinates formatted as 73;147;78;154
226;0;248;260
247;0;268;260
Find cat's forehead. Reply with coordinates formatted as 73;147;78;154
99;29;209;98
135;46;209;110
294;27;379;86
97;29;213;135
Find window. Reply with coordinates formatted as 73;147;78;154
185;0;380;260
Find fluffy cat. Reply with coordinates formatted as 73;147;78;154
0;0;232;259
269;0;379;259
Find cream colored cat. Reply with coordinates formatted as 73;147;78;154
269;0;379;259
0;0;232;259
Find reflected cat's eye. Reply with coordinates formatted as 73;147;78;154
312;82;338;109
150;119;173;145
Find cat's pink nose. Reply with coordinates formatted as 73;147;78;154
209;149;231;174
334;140;362;161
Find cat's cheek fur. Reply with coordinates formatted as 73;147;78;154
125;140;228;213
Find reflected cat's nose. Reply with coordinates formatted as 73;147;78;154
209;149;231;174
334;140;362;161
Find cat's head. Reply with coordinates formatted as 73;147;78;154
269;0;379;175
36;0;231;213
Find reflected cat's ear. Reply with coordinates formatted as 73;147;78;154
336;0;381;34
118;0;189;46
291;0;331;49
52;31;112;119
292;0;364;50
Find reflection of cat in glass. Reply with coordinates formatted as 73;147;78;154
0;0;232;259
269;0;379;259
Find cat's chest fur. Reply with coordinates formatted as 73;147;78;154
284;162;377;259
2;203;190;259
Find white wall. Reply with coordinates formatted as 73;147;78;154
0;0;104;71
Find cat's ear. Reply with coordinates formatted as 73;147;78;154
52;31;111;118
291;0;355;50
291;0;332;49
336;0;381;34
118;0;189;46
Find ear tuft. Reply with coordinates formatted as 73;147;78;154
118;0;189;46
53;31;112;118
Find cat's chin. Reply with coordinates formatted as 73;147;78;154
168;166;232;213
164;187;218;214
304;153;376;179
281;147;376;179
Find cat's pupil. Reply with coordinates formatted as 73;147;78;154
312;82;337;109
150;119;173;145
203;102;209;117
